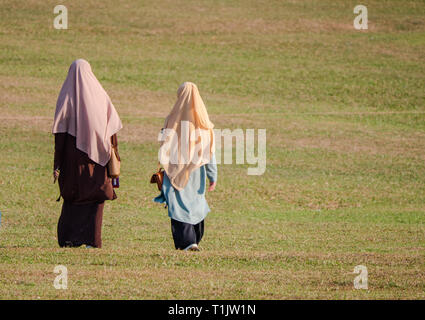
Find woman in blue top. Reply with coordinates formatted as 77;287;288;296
154;82;217;251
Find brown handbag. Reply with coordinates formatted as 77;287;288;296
108;135;120;178
150;163;164;191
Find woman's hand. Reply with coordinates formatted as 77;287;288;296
208;181;216;192
53;169;60;183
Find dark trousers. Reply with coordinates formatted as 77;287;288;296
171;219;204;250
57;201;104;248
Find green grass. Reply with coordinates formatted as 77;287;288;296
0;0;424;299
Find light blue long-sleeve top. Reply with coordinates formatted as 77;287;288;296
154;154;218;225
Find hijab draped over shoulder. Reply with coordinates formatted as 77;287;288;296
160;82;215;191
52;59;122;166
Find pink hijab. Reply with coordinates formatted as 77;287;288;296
52;59;122;166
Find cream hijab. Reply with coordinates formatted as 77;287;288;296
52;59;122;166
160;82;215;191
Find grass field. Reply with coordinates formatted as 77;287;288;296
0;0;424;299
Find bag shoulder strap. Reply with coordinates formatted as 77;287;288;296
111;134;118;148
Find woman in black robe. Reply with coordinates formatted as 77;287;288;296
52;59;122;248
